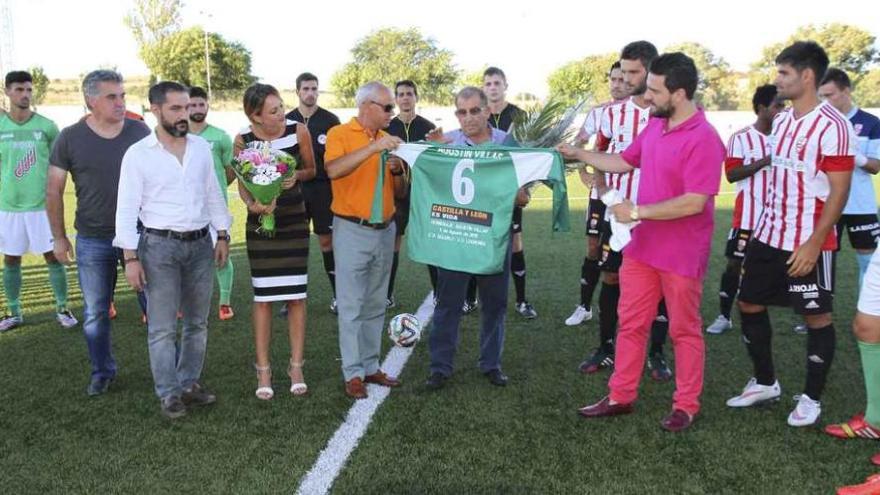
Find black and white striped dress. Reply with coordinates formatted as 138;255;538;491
240;120;309;302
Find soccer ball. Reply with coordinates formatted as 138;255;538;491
388;313;422;348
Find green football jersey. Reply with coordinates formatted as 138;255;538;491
195;124;233;202
389;143;570;275
0;112;59;212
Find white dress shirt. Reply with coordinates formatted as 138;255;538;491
113;131;232;250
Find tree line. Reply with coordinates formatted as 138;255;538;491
23;1;880;111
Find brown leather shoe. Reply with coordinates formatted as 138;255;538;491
345;377;367;399
660;409;694;432
577;396;634;418
364;370;401;388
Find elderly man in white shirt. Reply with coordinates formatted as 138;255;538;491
114;81;231;419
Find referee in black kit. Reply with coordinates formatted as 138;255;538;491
385;80;437;306
286;72;341;314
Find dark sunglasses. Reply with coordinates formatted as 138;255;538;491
371;100;395;113
454;107;484;117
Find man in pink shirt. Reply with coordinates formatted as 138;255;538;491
558;52;724;432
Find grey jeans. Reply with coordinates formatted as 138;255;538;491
139;231;215;399
333;216;396;381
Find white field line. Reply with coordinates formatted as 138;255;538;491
295;292;435;495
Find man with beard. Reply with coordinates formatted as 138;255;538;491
114;81;231;419
577;41;672;382
47;70;151;396
188;86;236;321
0;70;77;332
559;52;725;432
386;80;436;303
286;73;341;314
726;42;855;428
566;61;627;327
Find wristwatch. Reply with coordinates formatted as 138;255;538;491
216;233;231;242
630;205;640;221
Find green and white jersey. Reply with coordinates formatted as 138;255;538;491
195;124;233;202
389;143;570;275
0;112;59;212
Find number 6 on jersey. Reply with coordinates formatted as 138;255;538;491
451;159;475;205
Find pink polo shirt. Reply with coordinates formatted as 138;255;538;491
620;109;724;279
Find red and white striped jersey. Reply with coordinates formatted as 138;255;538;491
580;100;619;201
726;125;771;230
598;97;650;202
754;101;857;251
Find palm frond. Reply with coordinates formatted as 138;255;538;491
511;97;585;149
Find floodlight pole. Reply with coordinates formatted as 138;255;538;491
199;10;213;100
204;28;212;100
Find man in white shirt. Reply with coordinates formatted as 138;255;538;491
114;81;231;419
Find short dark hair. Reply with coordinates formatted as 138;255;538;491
189;86;208;100
752;84;778;114
148;81;188;105
296;72;318;90
243;83;281;120
483;66;507;81
649;52;698;99
5;71;32;88
775;41;829;89
820;67;851;90
620;41;659;69
609;61;621;75
395;80;418;97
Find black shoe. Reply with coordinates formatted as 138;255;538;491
515;301;538;319
386;295;397;309
87;377;112;397
648;352;673;382
182;382;217;407
484;369;508;387
462;300;478;315
426;372;448;390
579;347;614;374
278;305;289;318
161;395;187;419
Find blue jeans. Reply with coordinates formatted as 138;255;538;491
75;236;120;380
139;232;215;399
430;245;512;377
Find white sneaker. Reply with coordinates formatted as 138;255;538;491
787;394;821;427
565;305;593;326
706;315;732;334
793;323;808;335
0;314;23;332
726;377;781;407
56;310;78;329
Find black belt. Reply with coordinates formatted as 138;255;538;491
336;214;391;230
144;226;210;241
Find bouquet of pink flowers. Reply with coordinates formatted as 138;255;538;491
230;142;298;235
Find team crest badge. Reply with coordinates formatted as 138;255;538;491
794;136;807;154
854;124;863;135
318;134;327;145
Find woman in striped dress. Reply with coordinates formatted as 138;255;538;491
235;83;316;400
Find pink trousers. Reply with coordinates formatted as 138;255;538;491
608;257;705;415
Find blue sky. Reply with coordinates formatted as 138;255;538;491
7;0;880;96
